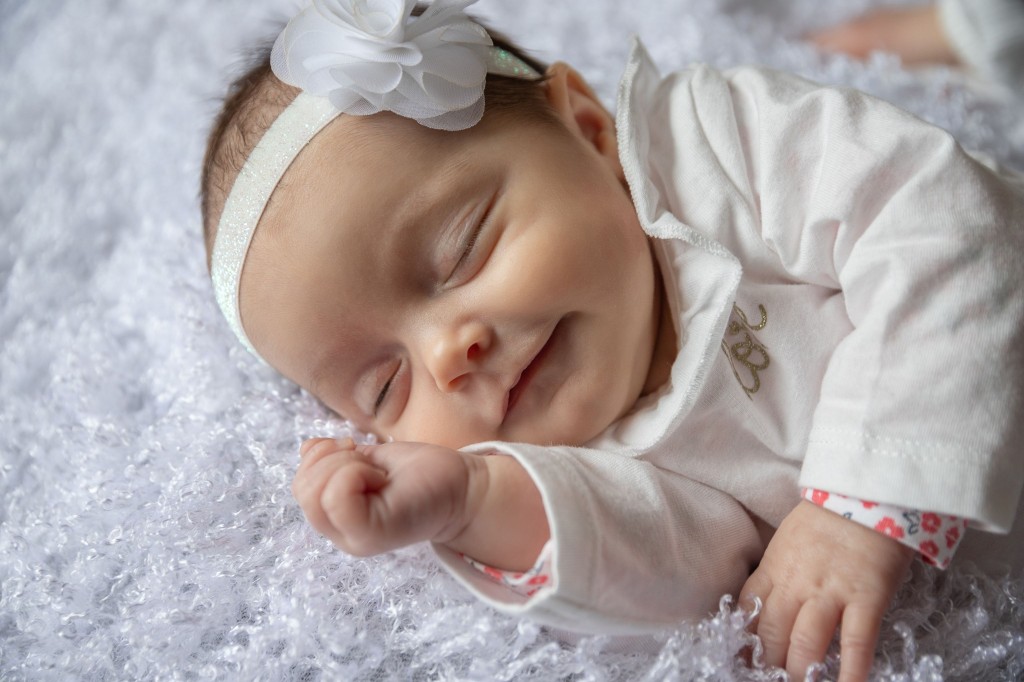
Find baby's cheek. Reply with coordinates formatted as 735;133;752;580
548;381;621;445
390;409;482;450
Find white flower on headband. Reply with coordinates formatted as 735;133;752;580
271;0;495;131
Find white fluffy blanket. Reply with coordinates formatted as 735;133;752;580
2;1;1023;679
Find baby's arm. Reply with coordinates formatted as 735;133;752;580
702;60;1024;680
293;438;549;571
740;501;913;682
809;1;1024;89
808;4;957;66
299;438;767;633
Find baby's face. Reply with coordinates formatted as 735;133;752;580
240;69;661;448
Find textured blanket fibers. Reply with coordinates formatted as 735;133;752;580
1;0;1023;680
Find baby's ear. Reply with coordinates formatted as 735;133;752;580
544;63;622;175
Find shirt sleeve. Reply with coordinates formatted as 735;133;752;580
803;488;966;569
701;65;1024;531
433;441;765;635
458;540;555;599
939;0;1024;89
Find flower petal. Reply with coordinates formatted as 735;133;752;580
418;72;482;108
272;0;494;132
408;0;478;38
419;44;488;87
417;98;485;131
335;61;403;94
437;21;491;47
328;87;366;113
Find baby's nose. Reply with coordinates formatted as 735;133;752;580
426;321;491;392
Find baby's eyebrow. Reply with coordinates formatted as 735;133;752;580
307;367;326;401
402;154;477;226
379;155;482;282
308;354;371;423
306;332;365;412
307;361;342;414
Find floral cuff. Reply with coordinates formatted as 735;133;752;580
459;541;555;599
802;488;967;569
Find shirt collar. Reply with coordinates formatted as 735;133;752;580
592;38;743;453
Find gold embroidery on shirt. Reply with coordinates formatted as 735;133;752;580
721;303;770;399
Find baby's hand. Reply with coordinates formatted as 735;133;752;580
293;438;478;557
808;5;956;67
740;500;913;682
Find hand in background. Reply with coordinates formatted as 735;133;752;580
809;4;958;67
740;500;913;682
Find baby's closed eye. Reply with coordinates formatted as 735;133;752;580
372;357;407;420
439;188;500;289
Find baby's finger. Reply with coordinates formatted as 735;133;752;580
294;449;387;542
299;437;339;462
299;438;329;456
321;460;391;555
300;436;357;456
738;569;772;624
786;598;840;681
755;590;801;670
293;446;365;512
298;438;358;474
837;602;884;682
292;453;353;537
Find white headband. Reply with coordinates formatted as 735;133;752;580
211;0;539;359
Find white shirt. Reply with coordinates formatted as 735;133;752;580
940;0;1024;89
435;39;1024;635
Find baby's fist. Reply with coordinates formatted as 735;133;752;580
293;438;475;557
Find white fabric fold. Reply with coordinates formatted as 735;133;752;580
939;0;1024;89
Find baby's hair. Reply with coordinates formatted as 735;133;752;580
200;7;551;268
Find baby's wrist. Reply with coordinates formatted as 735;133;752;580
437;452;549;573
432;449;489;547
802;488;967;568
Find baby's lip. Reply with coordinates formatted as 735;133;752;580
503;320;562;423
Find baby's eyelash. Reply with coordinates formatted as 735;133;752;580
452;219;483;273
374;373;395;415
447;195;495;282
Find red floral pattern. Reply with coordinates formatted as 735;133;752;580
802;488;965;569
461;541;554;599
920;540;940;559
945;525;961;549
921;513;941;533
874;517;905;539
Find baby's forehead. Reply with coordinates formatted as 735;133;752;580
257;115;400;238
288;105;521;183
266;112;501;234
254;118;460;278
308;111;450;165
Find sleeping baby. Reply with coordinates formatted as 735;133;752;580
200;2;1024;680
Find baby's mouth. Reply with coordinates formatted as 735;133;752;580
504;319;563;422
